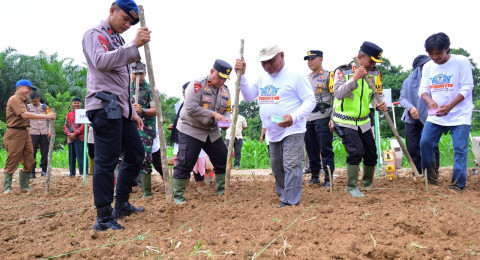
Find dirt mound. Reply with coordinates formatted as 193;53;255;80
1;167;480;259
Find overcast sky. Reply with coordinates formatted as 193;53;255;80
1;0;478;102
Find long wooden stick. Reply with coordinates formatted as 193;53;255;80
225;39;244;201
139;5;174;222
135;77;140;103
45;108;56;193
353;57;421;181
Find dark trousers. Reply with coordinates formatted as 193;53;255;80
88;143;95;159
174;132;227;179
152;149;163;176
31;134;49;173
305;118;335;180
340;127;377;166
225;138;243;167
87;109;144;208
68;139;86;176
405;120;439;174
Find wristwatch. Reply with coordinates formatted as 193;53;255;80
141;108;146;115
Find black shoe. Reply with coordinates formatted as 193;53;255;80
41;172;46;177
113;202;145;219
448;184;463;193
278;202;292;208
322;181;331;188
309;178;320;184
93;206;123;231
30;172;36;179
427;178;438;186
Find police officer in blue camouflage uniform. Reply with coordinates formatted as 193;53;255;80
130;62;158;198
304;50;335;187
173;59;232;204
82;0;150;231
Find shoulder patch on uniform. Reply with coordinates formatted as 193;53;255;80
194;83;202;94
98;36;108;51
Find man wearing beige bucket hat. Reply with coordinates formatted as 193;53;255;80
235;45;316;208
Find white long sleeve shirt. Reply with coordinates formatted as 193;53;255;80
240;65;315;142
418;54;474;126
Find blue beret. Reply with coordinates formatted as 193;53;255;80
116;0;140;25
72;97;82;102
16;79;38;91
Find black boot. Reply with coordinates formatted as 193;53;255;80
309;171;320;184
113;201;145;219
93;205;123;231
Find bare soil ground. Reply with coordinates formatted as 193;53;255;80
1;167;480;259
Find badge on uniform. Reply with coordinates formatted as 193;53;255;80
194;83;202;94
98;36;109;52
203;103;209;109
337;70;344;80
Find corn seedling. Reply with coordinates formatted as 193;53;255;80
272;217;281;223
428;206;439;216
187;240;202;258
195;249;214;259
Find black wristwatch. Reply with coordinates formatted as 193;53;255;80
141;108;146;115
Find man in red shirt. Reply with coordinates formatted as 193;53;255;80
64;97;87;176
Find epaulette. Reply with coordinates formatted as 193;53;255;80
223;85;228;89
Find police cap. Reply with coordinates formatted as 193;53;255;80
303;50;323;60
115;0;140;25
131;61;146;74
360;41;384;63
213;59;232;79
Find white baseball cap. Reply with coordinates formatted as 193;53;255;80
258;44;282;61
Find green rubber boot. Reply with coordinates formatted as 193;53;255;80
172;178;187;204
141;173;153;198
346;165;364;198
4;173;13;194
215;174;226;195
362;165;376;189
19;171;32;192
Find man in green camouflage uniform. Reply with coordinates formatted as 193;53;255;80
130;62;157;198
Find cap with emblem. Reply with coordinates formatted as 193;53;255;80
360;41;383;63
131;61;146;74
213;59;232;79
16;79;37;91
259;44;282;61
304;50;323;60
115;0;139;25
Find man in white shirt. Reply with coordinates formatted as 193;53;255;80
225;107;247;170
235;44;315;208
419;32;474;193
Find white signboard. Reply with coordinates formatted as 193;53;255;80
75;109;91;124
382;89;392;107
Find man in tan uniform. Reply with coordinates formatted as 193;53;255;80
3;79;56;194
173;59;232;204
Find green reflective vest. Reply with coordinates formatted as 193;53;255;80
333;68;380;126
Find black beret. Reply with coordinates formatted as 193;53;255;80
304;50;323;60
72;97;82;102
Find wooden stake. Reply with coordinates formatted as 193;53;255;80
45;108;56;193
327;165;333;193
135;77;140;103
353;57;422;182
138;5;174;221
225;39;244;201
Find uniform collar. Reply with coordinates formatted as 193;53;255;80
101;20;117;36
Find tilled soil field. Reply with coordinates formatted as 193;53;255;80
1;167;480;259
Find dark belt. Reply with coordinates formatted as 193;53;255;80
7;126;27;130
333;112;369;122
